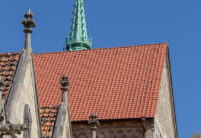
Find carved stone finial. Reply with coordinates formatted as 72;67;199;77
60;75;69;102
21;9;36;50
60;75;69;91
88;113;99;138
89;113;99;126
21;9;36;33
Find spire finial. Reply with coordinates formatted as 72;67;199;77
21;9;36;50
60;75;69;103
88;113;99;138
66;0;92;51
21;9;36;33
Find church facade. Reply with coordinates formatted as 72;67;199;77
0;0;177;138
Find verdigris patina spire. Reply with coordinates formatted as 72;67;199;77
66;0;92;51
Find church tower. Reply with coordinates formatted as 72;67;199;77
66;0;92;51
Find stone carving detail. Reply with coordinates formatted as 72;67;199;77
60;74;69;102
23;104;32;138
0;123;27;138
21;9;36;33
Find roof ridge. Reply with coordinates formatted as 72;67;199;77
0;52;20;56
34;42;168;55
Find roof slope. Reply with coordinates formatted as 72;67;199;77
34;43;167;121
0;52;20;101
40;107;58;137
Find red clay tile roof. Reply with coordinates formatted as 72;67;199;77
40;107;58;137
0;52;20;101
34;43;167;121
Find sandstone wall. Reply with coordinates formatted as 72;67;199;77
72;121;144;138
154;55;177;138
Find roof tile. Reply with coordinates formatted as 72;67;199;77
0;52;20;101
40;107;58;137
34;44;167;121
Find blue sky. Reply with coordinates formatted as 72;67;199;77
0;0;201;137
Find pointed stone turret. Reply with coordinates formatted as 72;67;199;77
53;75;73;138
66;0;92;51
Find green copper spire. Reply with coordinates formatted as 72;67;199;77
66;0;92;51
